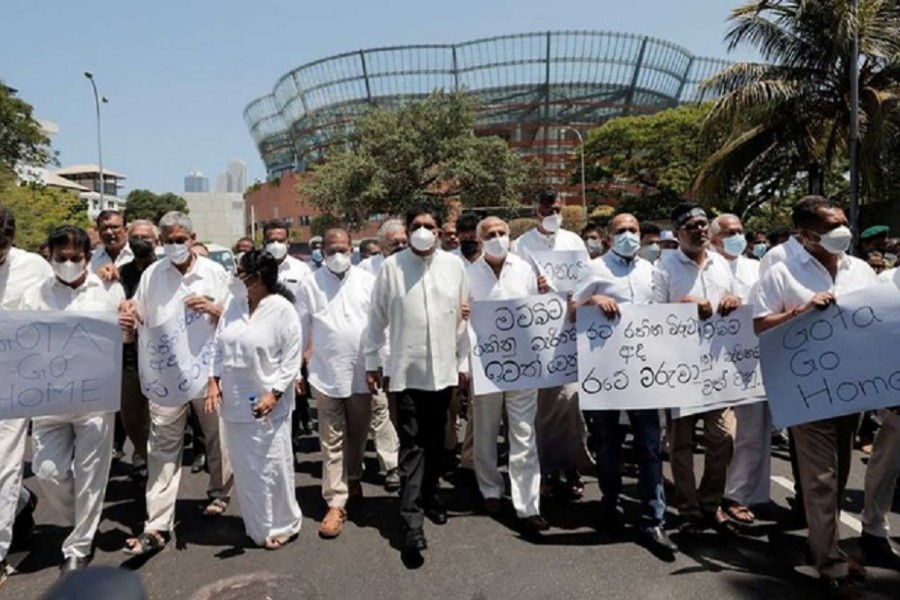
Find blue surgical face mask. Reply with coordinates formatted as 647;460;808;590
751;243;768;258
311;248;323;263
612;231;640;258
722;233;747;258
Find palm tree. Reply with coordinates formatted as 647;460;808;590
694;0;900;203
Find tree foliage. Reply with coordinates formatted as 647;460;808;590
124;189;189;223
697;0;900;202
300;92;528;227
0;183;90;251
0;82;55;177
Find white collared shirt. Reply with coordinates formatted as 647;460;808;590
753;248;878;317
759;235;803;276
720;252;760;300
572;251;654;305
295;266;375;397
364;249;468;392
879;267;898;285
277;255;312;297
358;253;385;276
132;255;231;327
651;248;735;306
466;253;537;301
212;294;301;423
90;243;134;272
22;271;124;312
512;227;588;259
0;248;53;310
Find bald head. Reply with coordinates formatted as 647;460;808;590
323;227;351;256
477;216;508;239
608;213;639;238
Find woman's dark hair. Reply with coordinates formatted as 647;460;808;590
47;225;91;256
239;250;294;303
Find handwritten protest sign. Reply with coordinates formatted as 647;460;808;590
0;312;122;419
760;284;900;428
469;293;577;395
528;250;588;293
138;307;216;407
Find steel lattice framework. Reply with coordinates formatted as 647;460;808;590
244;30;729;177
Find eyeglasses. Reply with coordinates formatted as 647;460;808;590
681;220;709;231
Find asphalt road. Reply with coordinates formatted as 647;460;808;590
4;419;899;600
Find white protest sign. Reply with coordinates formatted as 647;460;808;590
0;312;122;419
671;305;765;417
528;250;588;292
469;293;577;395
672;396;765;419
760;284;900;428
138;307;217;406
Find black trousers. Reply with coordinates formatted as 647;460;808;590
397;387;453;531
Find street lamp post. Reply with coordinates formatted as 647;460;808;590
849;0;860;253
84;71;109;207
563;126;587;219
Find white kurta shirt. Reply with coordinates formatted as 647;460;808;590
212;294;302;423
0;248;53;310
651;248;735;307
358;254;385;276
511;227;587;256
572;251;654;305
295;266;374;398
90;244;134;272
277;255;312;296
466;254;538;301
759;235;803;276
21;272;124;312
132;255;231;327
753;249;878;317
364;249;468;393
721;253;760;300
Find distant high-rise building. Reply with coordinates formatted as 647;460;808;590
215;172;229;193
184;170;209;193
226;159;247;193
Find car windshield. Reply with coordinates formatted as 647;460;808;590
209;250;235;273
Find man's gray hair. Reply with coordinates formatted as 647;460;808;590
377;218;405;244
128;219;159;238
158;211;193;233
476;216;508;239
710;213;740;238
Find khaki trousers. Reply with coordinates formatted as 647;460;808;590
145;398;233;533
862;410;900;538
792;414;859;579
668;407;735;515
370;390;399;473
315;389;372;508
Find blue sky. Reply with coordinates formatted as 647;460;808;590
1;0;759;195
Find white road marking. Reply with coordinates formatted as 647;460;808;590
770;475;863;533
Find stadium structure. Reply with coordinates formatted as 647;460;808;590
244;30;729;181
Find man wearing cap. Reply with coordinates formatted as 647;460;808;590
308;236;325;270
859;225;889;257
652;203;740;533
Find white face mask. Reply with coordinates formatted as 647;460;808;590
164;243;191;265
612;231;640;257
265;241;288;260
541;213;562;233
722;233;748;258
53;259;86;284
482;235;510;259
325;251;351;274
585;238;602;254
409;227;436;252
638;243;660;262
815;225;852;255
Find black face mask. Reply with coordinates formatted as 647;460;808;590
460;239;480;259
129;237;155;259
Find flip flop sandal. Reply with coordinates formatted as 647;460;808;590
721;501;755;524
263;533;297;550
203;498;229;516
122;532;166;556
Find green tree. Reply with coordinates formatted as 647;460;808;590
0;82;55;180
123;189;189;223
697;0;900;201
0;183;90;250
300;92;528;227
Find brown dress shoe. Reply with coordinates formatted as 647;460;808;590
523;515;550;533
319;507;347;539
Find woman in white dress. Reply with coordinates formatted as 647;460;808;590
206;250;303;549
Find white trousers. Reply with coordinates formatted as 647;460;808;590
474;389;540;518
145;399;233;533
315;390;371;508
724;401;772;506
370;390;399;472
0;418;29;561
223;416;302;546
862;410;900;538
32;411;114;559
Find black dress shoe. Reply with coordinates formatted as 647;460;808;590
860;532;900;569
597;510;625;534
640;525;678;554
60;556;89;576
424;506;448;526
404;528;427;551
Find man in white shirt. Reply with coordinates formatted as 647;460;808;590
90;209;133;279
364;202;468;555
441;220;459;253
122;212;234;556
22;225;127;574
263;219;311;297
759;229;804;276
296;228;378;539
359;219;407;276
512;189;592;497
465;216;548;533
651;203;740;533
709;214;771;526
753;196;877;595
571;212;676;556
0;206;54;586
